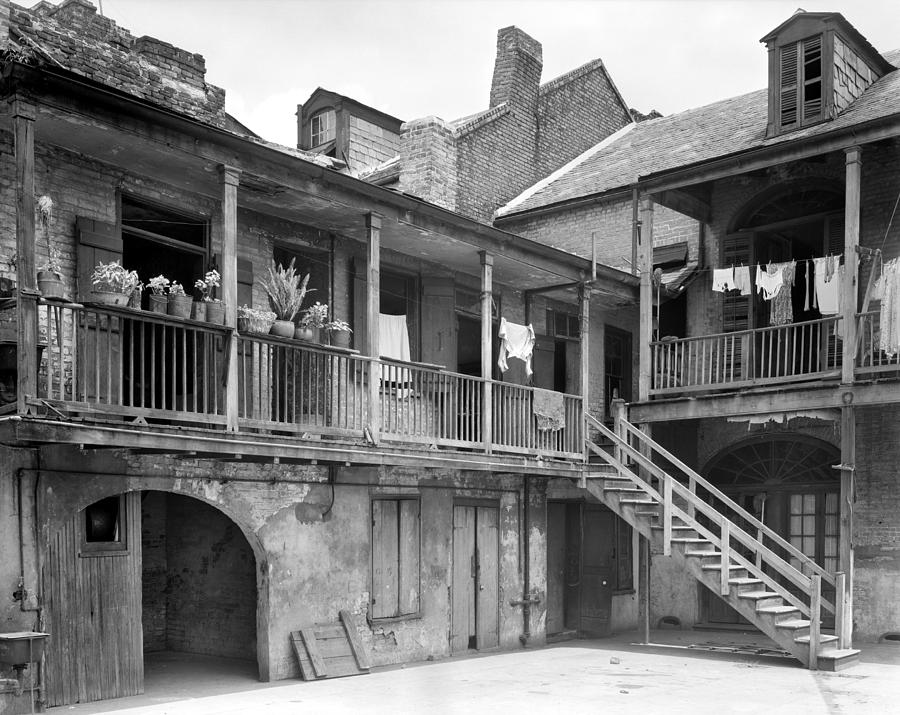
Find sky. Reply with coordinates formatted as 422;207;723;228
92;0;900;147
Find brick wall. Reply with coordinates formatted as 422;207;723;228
10;0;226;127
348;115;400;174
399;116;458;210
141;490;168;652
164;493;257;660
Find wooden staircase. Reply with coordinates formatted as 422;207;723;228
582;412;860;671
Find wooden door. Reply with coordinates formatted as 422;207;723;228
546;502;567;635
451;505;499;652
580;506;615;636
44;492;143;706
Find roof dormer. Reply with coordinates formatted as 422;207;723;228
761;10;894;138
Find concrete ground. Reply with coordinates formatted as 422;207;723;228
53;630;900;715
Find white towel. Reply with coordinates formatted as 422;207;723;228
712;267;735;292
733;266;752;296
497;317;535;377
379;313;411;362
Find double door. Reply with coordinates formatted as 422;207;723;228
451;504;499;652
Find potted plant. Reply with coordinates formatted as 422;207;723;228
90;260;140;307
147;275;170;313
297;301;352;342
261;259;310;338
0;252;16;299
195;269;224;324
36;196;66;300
166;282;193;319
237;305;276;334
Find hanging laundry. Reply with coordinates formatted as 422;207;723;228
814;255;841;315
756;264;784;300
498;317;536;377
379;313;411;362
804;260;816;311
879;259;900;357
712;267;736;293
733;265;752;296
769;261;797;326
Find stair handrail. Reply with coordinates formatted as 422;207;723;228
614;415;836;591
584;416;822;616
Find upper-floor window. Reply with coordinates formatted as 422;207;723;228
779;34;823;129
310;109;335;147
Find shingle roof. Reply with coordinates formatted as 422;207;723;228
497;49;900;218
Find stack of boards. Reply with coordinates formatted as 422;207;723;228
291;610;372;680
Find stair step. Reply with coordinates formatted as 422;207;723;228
756;605;801;617
817;648;861;672
794;634;839;646
634;510;660;518
737;591;783;607
605;487;647;495
775;619;811;631
727;577;764;587
686;550;721;558
671;538;714;546
620;499;659;506
700;564;744;572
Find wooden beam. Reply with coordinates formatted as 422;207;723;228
839;405;855;649
366;213;381;444
638;198;654;401
580;282;590;420
842;147;862;384
480;251;494;455
219;165;241;431
13;97;38;416
653;188;711;223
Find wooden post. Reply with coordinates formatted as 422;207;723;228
720;519;730;596
480;251;493;454
809;573;822;670
219;165;241;431
638;535;650;644
611;398;626;474
366;213;382;443
638;197;654;401
579;281;590;435
835;572;848;650
662;474;672;556
842;146;861;384
13;98;38;416
839;403;855;648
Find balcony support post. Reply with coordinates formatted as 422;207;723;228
366;213;382;444
638;196;654;401
219;165;241;431
480;251;493;454
842;146;861;384
839;404;855;648
13;97;38;415
579;282;590;451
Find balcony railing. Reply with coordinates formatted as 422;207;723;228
21;300;582;461
856;310;900;377
651;316;843;395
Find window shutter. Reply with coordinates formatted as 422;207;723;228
802;36;823;120
779;42;799;127
824;213;845;256
397;499;420;615
76;217;122;302
421;278;456;369
212;253;253;307
722;234;752;333
371;500;399;619
352;256;367;353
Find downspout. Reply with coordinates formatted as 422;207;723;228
15;467;41;615
522;476;530;645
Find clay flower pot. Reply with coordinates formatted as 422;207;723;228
270;319;295;338
205;301;225;325
167;294;193;319
148;294;168;314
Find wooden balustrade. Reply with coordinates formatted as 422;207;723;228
36;300;229;424
491;382;583;458
856;310;900;375
651;316;843;394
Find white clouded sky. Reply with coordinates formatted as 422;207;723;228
97;0;899;146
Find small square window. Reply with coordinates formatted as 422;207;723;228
81;495;128;554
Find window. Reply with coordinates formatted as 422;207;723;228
273;244;330;309
82;495;128;554
546;309;580;340
779;35;823;129
310;109;335;147
371;498;420;619
604;326;632;407
614;515;634;592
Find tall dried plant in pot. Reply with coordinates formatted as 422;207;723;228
36;195;66;299
261;258;311;337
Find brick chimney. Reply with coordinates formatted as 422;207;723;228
489;26;542;111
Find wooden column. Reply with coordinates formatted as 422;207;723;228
638;535;650;644
480;251;493;454
638;197;654;401
366;213;382;443
579;282;590;421
219;165;241;431
842;146;861;384
14;98;38;415
839;404;855;648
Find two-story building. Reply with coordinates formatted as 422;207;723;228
498;8;900;671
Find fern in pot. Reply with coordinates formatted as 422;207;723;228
261;259;310;338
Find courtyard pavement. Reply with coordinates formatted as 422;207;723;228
54;630;900;714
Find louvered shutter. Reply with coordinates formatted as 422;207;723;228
76;217;122;302
802;36;823;120
780;43;799;127
824;213;845;256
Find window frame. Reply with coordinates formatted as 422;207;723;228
778;33;825;131
80;494;130;557
310;109;336;148
369;496;422;623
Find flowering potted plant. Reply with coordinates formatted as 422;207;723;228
147;275;170;313
195;269;224;324
36;195;66;300
297;302;352;342
237;305;276;334
90;260;140;307
166;282;193;319
261;259;310;338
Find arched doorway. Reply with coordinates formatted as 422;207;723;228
43;490;260;707
699;435;840;626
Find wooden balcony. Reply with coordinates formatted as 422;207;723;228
650;316;843;396
4;299;583;470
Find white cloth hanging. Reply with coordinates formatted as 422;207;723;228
756;265;784;300
379;313;411;361
497;317;535;377
814;256;841;315
733;265;752;296
712;267;736;292
879;259;900;357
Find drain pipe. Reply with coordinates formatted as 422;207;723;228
511;477;540;646
15;467;41;615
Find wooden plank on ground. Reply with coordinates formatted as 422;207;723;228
290;631;316;681
340;610;371;670
301;627;328;678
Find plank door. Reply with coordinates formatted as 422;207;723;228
44;492;143;706
546;502;567;635
451;505;499;652
580;506;615;636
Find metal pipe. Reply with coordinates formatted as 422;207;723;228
16;467;41;614
521;477;530;645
